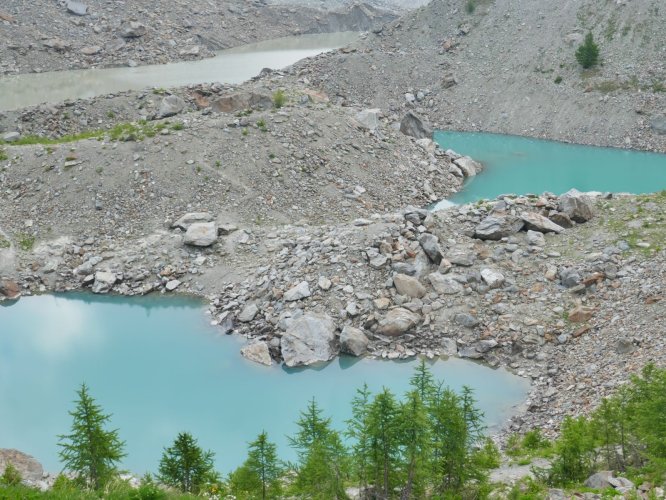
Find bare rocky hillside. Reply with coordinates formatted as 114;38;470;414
0;0;394;75
297;0;666;151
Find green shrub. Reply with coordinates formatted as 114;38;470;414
1;463;22;486
272;90;286;109
576;32;600;69
17;233;35;251
466;0;476;13
554;76;563;84
0;149;7;161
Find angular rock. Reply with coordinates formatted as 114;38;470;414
66;1;88;16
549;212;574;228
650;116;666;135
481;268;505;289
92;271;116;294
454;156;483;177
428;272;463;294
355;108;381;131
281;313;338;367
238;303;259;323
441;338;458;356
0;280;21;300
558;189;594;223
453;313;479;328
568;305;594;323
526;230;546;246
2;132;20;142
241;341;272;366
520;212;565;233
584;471;614;489
80;45;102;55
418;233;443;264
340;326;369;356
393;273;426;298
369;255;388;269
284;281;311;302
474;215;524;240
165;279;181;291
0;449;44;482
399;111;432;139
172;212;214;231
184;222;217;247
120;21;147;38
378;308;421;336
157;95;186;119
318;276;332;291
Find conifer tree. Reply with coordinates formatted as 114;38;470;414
575;32;600;69
367;388;401;498
398;390;431;499
345;384;373;492
57;383;125;490
158;432;217;494
245;431;281;500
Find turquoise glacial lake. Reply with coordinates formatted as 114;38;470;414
0;294;530;474
434;131;666;206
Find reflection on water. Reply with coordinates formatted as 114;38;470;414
0;32;359;111
0;293;530;473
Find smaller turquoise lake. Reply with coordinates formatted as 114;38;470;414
0;294;530;474
433;131;666;206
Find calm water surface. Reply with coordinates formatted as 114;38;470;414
434;131;666;207
0;294;530;473
0;32;359;111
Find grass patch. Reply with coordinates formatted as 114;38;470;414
0;149;6;161
506;428;555;462
17;233;35;251
0;130;102;146
273;89;286;109
256;119;267;132
0;236;10;249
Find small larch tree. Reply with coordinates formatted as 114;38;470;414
158;432;217;494
57;383;126;490
244;431;282;499
576;32;600;69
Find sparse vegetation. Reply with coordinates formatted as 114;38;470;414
554;76;563;84
0;149;7;161
272;89;286;109
256;119;267;132
17;233;35;251
576;32;600;69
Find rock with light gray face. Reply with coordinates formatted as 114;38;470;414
284;281;311;302
184;222;217;247
393;273;426;298
454;156;483;177
171;212;214;231
120;21;147;38
474;215;524;240
520;212;565;233
281;313;338;367
378;308;421;336
650;116;666;135
558;189;594;222
428;272;463;295
0;449;44;482
340;326;370;356
66;1;88;16
241;341;272;366
238;303;259;323
480;268;505;289
157;95;186;119
91;271;116;294
355;108;381;131
2;132;20;142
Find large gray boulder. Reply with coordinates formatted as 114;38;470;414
418;233;443;264
558;189;594;222
157;95;186;119
474;215;524;240
378;308;421;336
184;222;217;247
393;273;426;298
284;281;311;302
355;109;381;131
91;271;116;294
0;449;44;482
241;341;272;366
281;314;338;367
340;326;370;356
171;212;214;231
119;21;147;38
651;116;666;135
66;1;88;16
399;111;432;139
428;272;463;295
520;212;565;233
454;156;483;177
584;471;614;489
